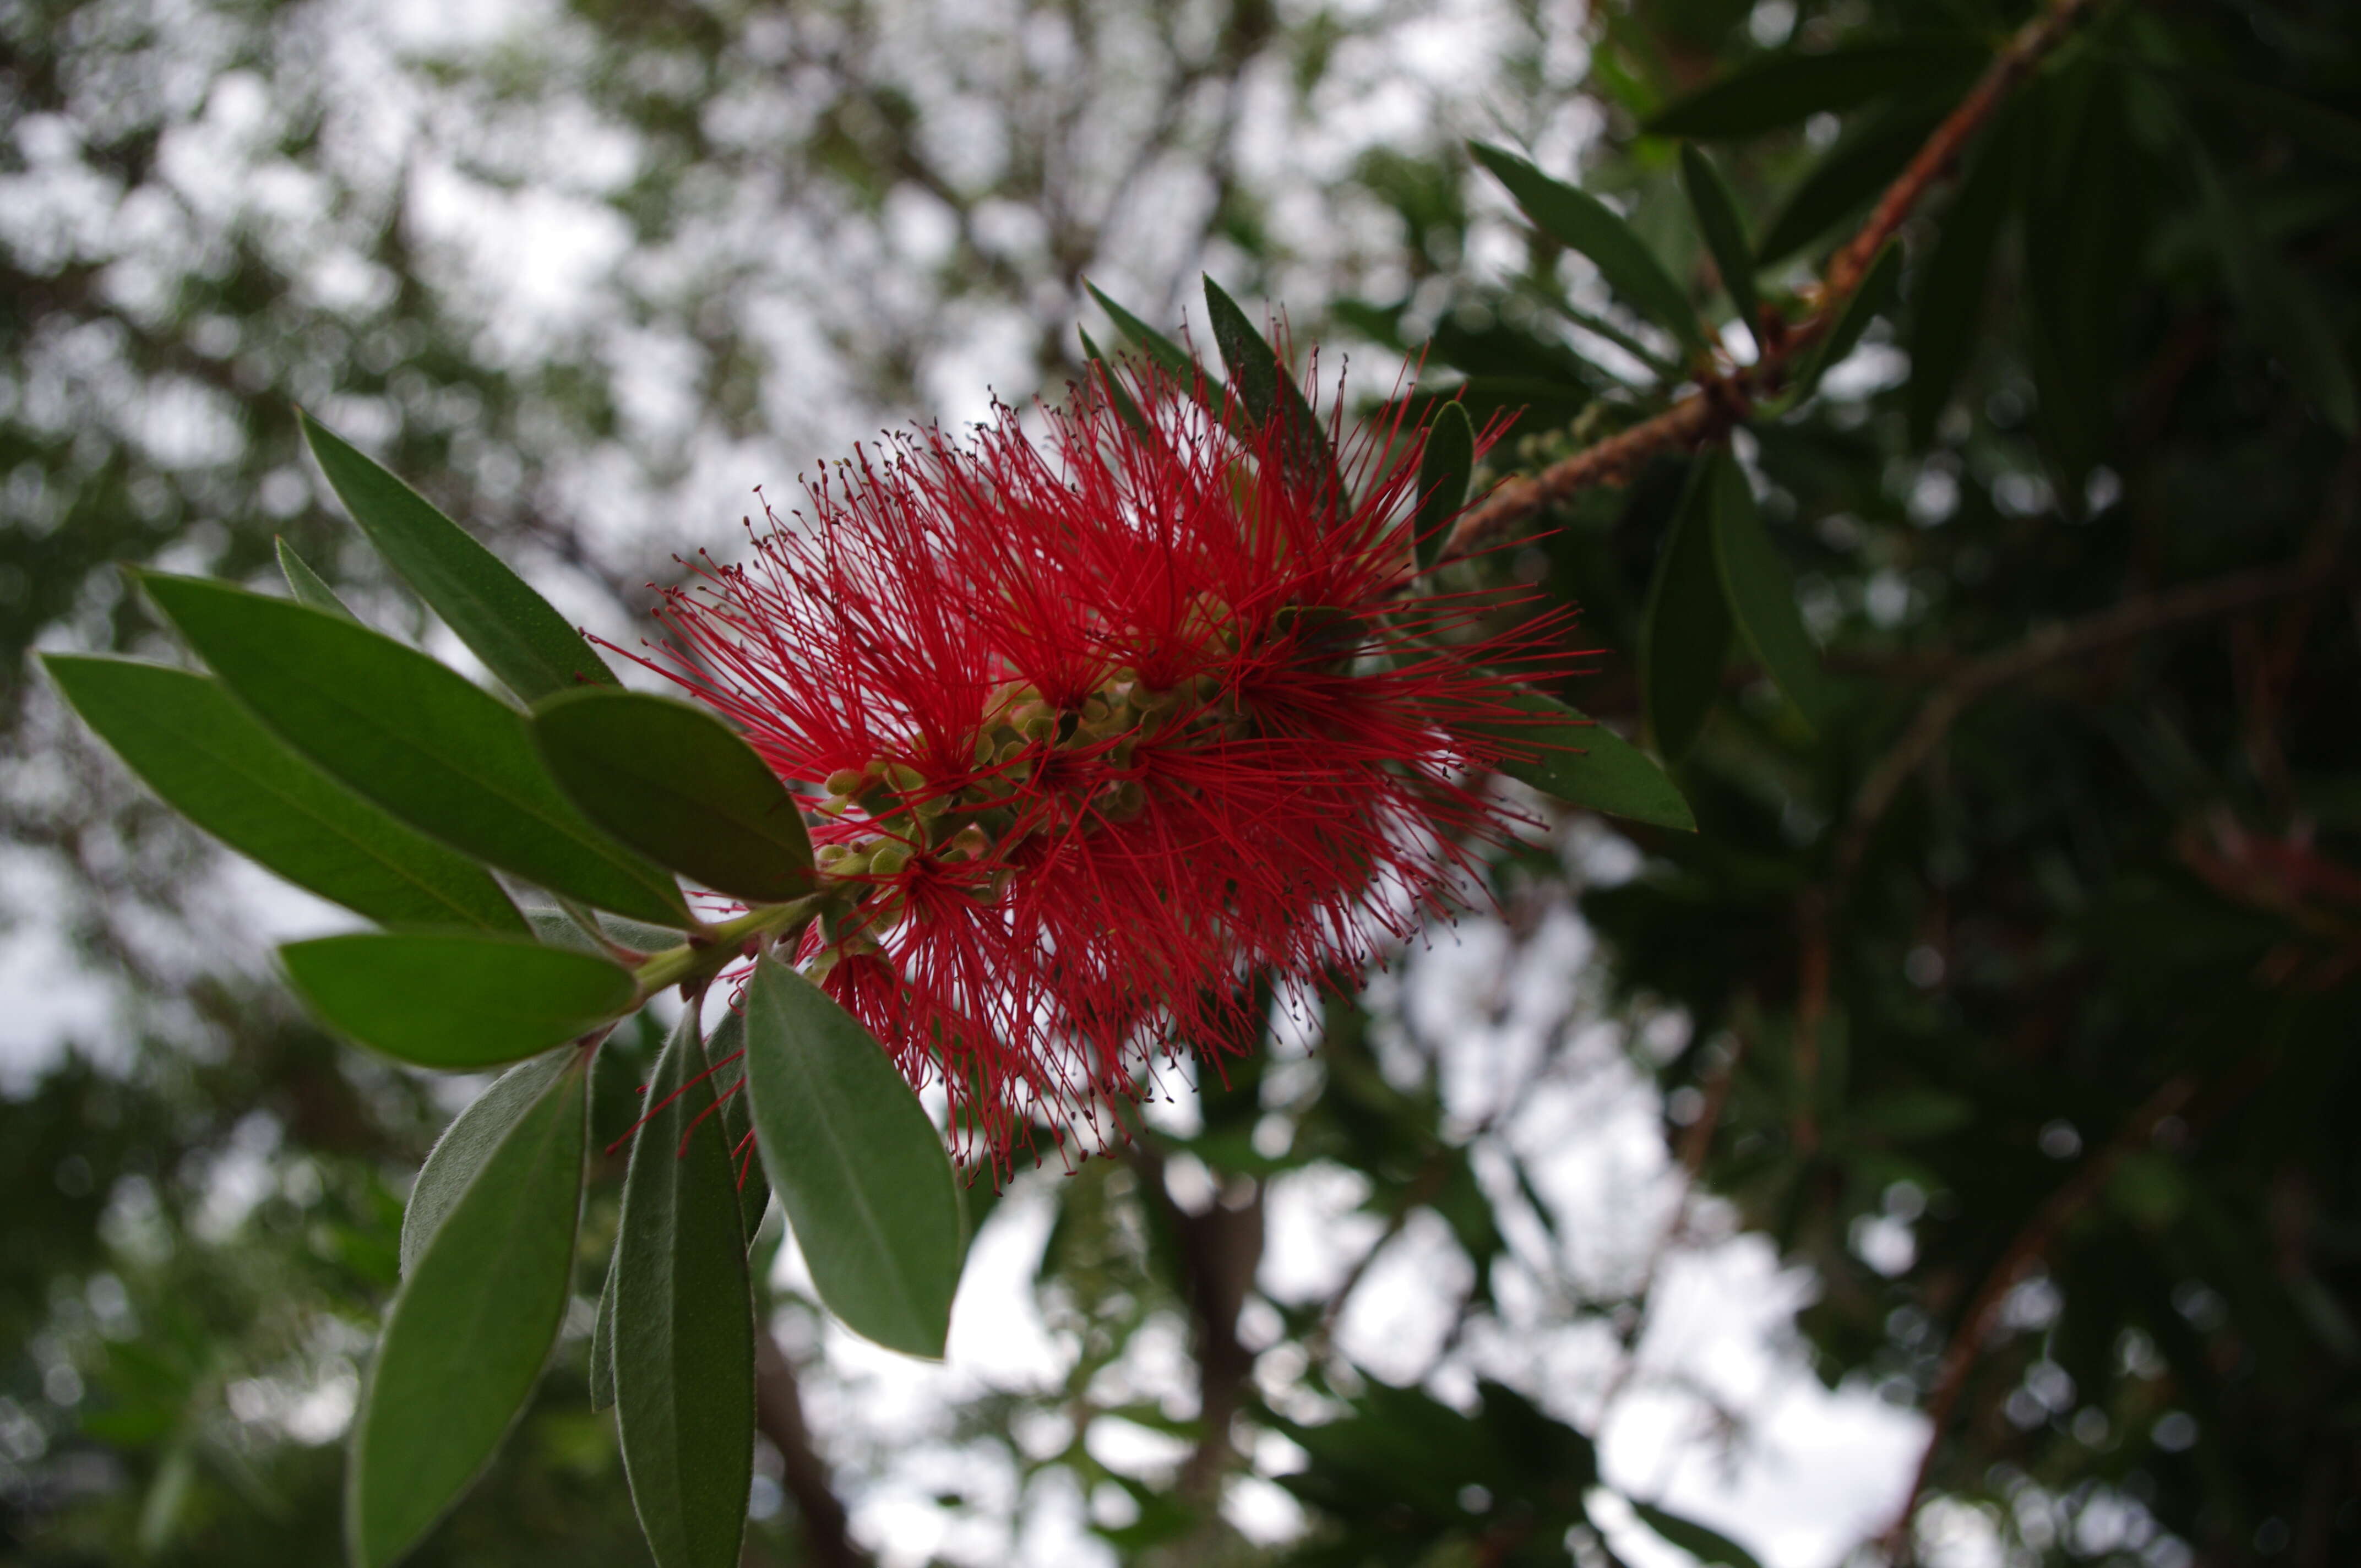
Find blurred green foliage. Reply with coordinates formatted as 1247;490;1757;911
6;0;2361;1565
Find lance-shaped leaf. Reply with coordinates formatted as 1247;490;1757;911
707;1008;770;1243
533;689;814;905
280;932;634;1070
1757;97;1952;264
139;575;690;926
1629;1501;1766;1568
1638;460;1732;763
1679;144;1761;344
741;952;962;1358
301;411;618;703
1077;327;1154;440
1644;36;1987;139
400;1051;572;1275
590;1246;619;1414
275;537;358;620
1468;142;1706;358
1202;276;1343;504
1413;401;1476;573
1788;241;1902;405
1907;112;2022;447
45;656;526;935
347;1048;586;1568
1707;451;1832;732
1084;281;1196;378
1468;688;1696;832
614;1009;755;1568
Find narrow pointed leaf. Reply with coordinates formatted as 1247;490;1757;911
708;1008;770;1244
1078;327;1154;440
1707;452;1832;731
301;411;617;703
1472;687;1695;832
43;656;525;934
1644;37;1988;139
1638;460;1732;763
1630;1501;1766;1568
1201;276;1342;501
1757;97;1952;264
347;1050;586;1568
1679;144;1761;344
1085;282;1195;378
275;537;358;620
614;1010;754;1568
741;953;962;1358
139;575;690;925
1791;241;1903;404
1468;142;1706;357
2193;145;2359;435
279;932;634;1070
532;689;814;905
1907;114;2021;446
1414;401;1476;573
590;1245;619;1413
401;1051;572;1275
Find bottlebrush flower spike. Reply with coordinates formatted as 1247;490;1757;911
634;352;1588;1164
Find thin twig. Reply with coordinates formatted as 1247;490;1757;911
1440;0;2104;560
1876;1075;2197;1560
753;1325;871;1568
1832;558;2349;889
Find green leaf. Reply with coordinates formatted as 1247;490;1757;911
301;411;618;703
139;574;690;926
1469;142;1707;357
2169;66;2361;169
1756;96;1954;265
1707;451;1831;732
1394;375;1592;434
1644;37;1987;139
1084;281;1196;379
532;689;815;905
1906;111;2022;447
347;1048;586;1568
1413;401;1476;573
1201;275;1342;502
1467;688;1695;832
590;1245;618;1414
1629;1500;1766;1568
275;537;357;620
1077;326;1154;440
740;952;964;1358
708;1008;770;1244
1789;240;1903;404
2191;143;2359;435
1637;460;1732;763
1679;144;1761;344
279;932;635;1070
614;1009;755;1568
43;656;527;935
400;1051;572;1276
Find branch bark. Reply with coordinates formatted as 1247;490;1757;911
753;1325;871;1568
1832;557;2351;890
1876;1075;2197;1560
1440;0;2104;560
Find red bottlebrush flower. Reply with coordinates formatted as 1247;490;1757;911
633;355;1586;1164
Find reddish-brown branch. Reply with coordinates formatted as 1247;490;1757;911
754;1326;871;1568
1832;556;2352;890
1440;0;2102;560
1879;1075;2198;1560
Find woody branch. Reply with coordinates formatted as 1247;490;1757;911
1439;0;2106;562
